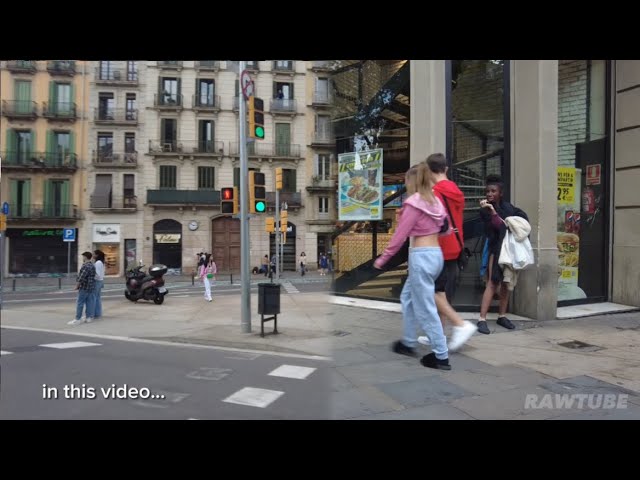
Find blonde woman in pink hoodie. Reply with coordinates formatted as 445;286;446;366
374;163;452;370
198;254;217;302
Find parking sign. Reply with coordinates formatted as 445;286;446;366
63;228;76;242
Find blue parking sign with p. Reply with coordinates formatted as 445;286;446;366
63;228;76;242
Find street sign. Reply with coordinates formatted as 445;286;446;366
63;228;76;242
241;70;254;100
2;202;8;215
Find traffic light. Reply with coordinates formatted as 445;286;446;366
249;171;266;213
275;167;283;190
248;96;265;140
280;210;288;233
221;187;238;215
265;217;275;233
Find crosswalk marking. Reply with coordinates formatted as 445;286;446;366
223;387;284;408
281;281;299;294
1;350;14;356
268;365;316;380
39;341;102;349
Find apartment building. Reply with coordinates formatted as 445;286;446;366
1;60;90;276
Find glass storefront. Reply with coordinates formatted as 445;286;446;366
94;243;119;276
6;228;78;275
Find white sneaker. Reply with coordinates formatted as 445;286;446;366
417;336;431;346
448;321;477;351
67;319;83;326
85;317;94;323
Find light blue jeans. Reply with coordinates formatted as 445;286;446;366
400;247;448;360
92;280;104;317
76;288;95;320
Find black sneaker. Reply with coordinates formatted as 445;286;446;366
420;352;451;370
497;316;516;330
391;340;416;357
477;320;491;335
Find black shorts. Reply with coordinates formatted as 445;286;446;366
434;260;459;301
435;266;448;293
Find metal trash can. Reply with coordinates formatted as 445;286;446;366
258;283;281;315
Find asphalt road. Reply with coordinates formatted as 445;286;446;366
0;329;331;419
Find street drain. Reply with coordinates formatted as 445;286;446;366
332;330;351;337
558;340;604;351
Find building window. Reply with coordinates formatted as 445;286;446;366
315;115;331;141
315;78;330;103
97;133;113;158
125;133;135;153
198;167;215;190
274;81;294;99
197;79;215;106
159;165;177;189
123;174;135;207
127;61;138;81
198;120;214;152
283;168;296;192
98;92;114;119
99;61;112;80
317;154;331;180
319;196;329;214
160;118;177;151
161;77;179;105
126;93;136;120
9;179;31;217
234;167;258;187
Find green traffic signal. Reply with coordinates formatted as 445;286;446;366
255;126;265;139
255;201;266;213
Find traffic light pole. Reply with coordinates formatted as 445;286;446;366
275;188;280;283
239;61;251;333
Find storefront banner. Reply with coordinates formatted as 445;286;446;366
338;149;383;221
557;167;576;205
155;234;181;243
93;224;120;243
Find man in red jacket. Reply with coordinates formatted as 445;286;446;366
418;153;476;350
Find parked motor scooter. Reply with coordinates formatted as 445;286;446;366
125;262;169;304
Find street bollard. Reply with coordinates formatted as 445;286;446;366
13;279;16;291
192;270;195;286
59;277;62;290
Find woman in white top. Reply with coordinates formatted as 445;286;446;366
198;254;217;302
92;250;105;319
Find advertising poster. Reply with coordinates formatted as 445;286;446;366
338;149;383;221
557;167;586;301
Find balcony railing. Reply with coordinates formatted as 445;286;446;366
94;108;138;124
192;94;221;110
266;191;302;208
229;142;301;158
2;100;38;119
148;140;224;155
92;151;138;167
270;98;297;113
8;204;79;219
312;133;335;145
273;61;295;72
311;61;333;71
43;102;77;120
1;151;78;169
196;61;220;71
147;189;221;205
245;61;259;71
7;60;37;73
90;195;138;210
313;91;332;105
95;67;139;84
47;61;76;75
158;61;182;69
154;93;183;108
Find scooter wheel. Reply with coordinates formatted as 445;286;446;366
125;291;136;302
153;294;164;305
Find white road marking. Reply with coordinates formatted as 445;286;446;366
1;350;14;356
39;341;102;349
268;364;317;380
223;387;284;408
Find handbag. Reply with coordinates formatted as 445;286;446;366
206;273;214;279
441;194;471;271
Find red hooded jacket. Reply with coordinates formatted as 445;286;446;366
433;179;465;261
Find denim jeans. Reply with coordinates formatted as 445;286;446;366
76;288;95;320
400;247;448;359
92;280;104;317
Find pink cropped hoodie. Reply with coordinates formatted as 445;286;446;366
374;193;450;269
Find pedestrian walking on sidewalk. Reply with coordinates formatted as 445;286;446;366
92;249;105;320
477;174;528;334
417;153;477;351
299;252;307;276
199;254;217;302
319;253;328;276
374;163;452;370
68;251;96;326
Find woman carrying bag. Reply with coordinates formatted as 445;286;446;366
198;254;217;302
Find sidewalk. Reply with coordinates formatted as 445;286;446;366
2;292;639;419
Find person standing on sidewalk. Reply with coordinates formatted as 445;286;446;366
417;153;477;351
319;253;328;276
299;252;307;276
199;254;217;302
374;163;452;370
92;249;105;320
68;251;96;326
477;174;528;334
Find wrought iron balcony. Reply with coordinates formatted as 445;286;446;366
312;133;335;146
95;67;138;85
1;151;78;170
229;142;301;158
7;60;37;73
90;195;138;211
312;91;332;106
266;191;302;209
154;93;183;109
94;108;138;124
2;100;38;120
92;151;138;167
270;98;297;113
192;94;221;111
147;189;221;206
43;102;77;121
47;61;76;76
148;140;224;156
195;61;220;71
273;61;295;72
8;204;80;220
158;61;182;69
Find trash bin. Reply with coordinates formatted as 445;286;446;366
258;283;281;315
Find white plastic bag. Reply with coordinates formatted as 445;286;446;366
499;229;534;270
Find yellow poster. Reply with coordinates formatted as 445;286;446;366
557;167;576;205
